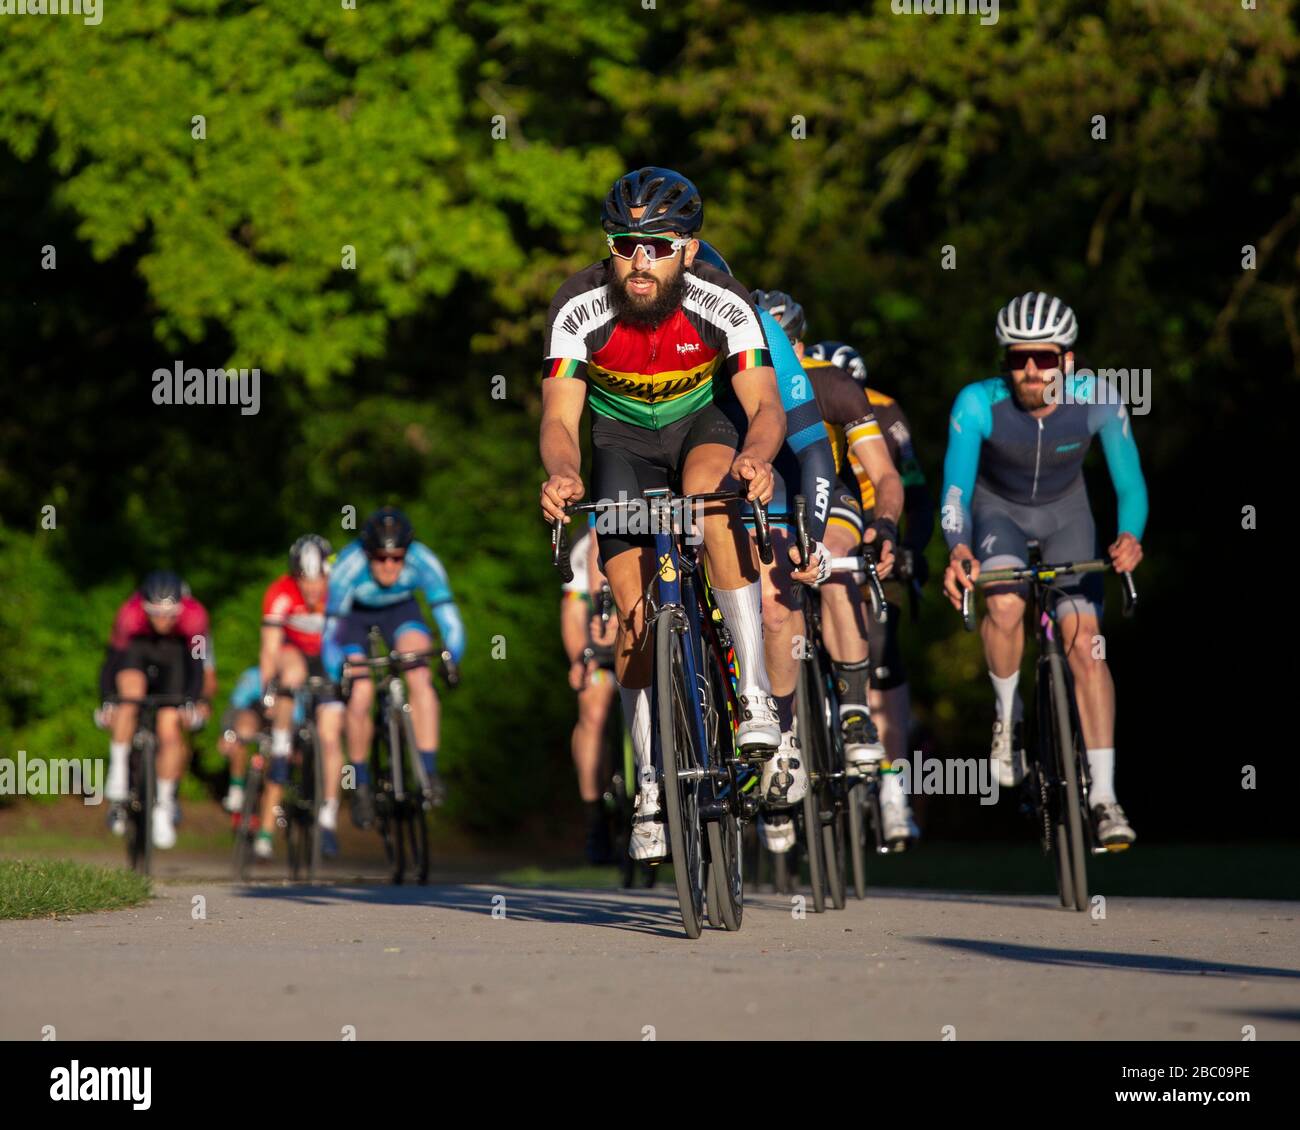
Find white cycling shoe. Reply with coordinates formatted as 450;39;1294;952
152;803;177;850
253;834;274;861
841;708;886;774
991;718;1027;787
222;785;245;814
758;812;796;854
736;690;781;757
760;731;808;807
630;783;668;862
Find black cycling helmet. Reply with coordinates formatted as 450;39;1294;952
362;506;414;553
140;569;188;614
691;241;731;276
601;167;704;235
750;289;806;343
811;340;867;385
289;533;333;579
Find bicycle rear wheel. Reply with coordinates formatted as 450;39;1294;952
796;657;833;911
706;813;743;931
656;614;706;939
232;764;261;881
848;784;868;899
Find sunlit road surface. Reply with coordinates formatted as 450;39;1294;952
2;883;1296;1040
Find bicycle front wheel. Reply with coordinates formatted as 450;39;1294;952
1048;650;1089;912
655;614;706;939
848;783;868;899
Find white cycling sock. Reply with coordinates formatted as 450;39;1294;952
990;671;1022;723
712;582;771;696
619;685;653;783
318;799;339;830
156;778;177;809
1086;747;1116;805
271;727;292;757
106;742;129;801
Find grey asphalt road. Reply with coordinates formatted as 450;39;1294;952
2;883;1296;1040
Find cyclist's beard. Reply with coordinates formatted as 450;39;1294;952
609;262;688;328
1012;371;1054;411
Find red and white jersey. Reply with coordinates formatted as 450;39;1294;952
262;574;325;656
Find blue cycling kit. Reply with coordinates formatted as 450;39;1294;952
322;539;466;678
229;665;307;724
733;310;835;538
941;374;1148;551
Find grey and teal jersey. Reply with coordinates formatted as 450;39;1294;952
940;374;1148;550
326;539;466;662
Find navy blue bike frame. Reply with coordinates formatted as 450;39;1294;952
648;495;714;784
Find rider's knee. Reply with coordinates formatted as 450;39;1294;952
984;593;1025;631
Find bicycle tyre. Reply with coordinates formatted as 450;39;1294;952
796;658;830;912
233;764;261;882
655;614;705;939
1048;650;1089;912
707;814;743;931
848;784;868;900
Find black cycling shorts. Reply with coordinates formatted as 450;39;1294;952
120;636;190;697
590;404;742;564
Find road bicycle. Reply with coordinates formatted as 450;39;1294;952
959;542;1137;911
553;488;772;938
101;694;193;876
344;627;459;885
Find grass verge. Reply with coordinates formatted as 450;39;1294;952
0;859;151;920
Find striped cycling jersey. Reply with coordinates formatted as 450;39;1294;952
542;260;773;429
799;356;883;474
847;389;927;514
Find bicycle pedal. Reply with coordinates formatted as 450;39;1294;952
1097;842;1130;854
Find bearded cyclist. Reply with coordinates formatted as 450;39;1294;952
99;571;215;849
941;292;1146;847
540;168;787;864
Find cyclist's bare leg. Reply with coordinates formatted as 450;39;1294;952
982;592;1027;677
316;704;344;806
154;706;186;783
573;675;617;802
110;669;145;746
262;647;309;835
683;444;779;750
218;708;259;782
343;668;374;775
396;628;439;751
758;526;800;730
681;444;756;589
1057;608;1121;811
869;683;911;762
604;545;657;789
818;523;869;665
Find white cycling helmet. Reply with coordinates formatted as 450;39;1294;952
995;291;1077;347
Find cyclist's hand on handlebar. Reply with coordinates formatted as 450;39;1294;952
94;702;116;730
182;701;209;732
1109;532;1143;573
943;545;979;608
541;473;584;522
731;454;774;505
787;541;830;585
589;613;618;648
864;526;896;580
